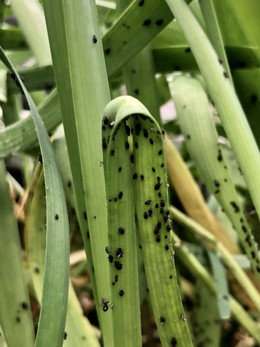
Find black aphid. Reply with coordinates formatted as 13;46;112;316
156;235;161;243
143;212;148;219
164;216;168;223
154;183;161;190
139;0;144;5
64;332;67;340
130;154;134;163
148;208;154;216
102;138;107;149
135;142;139;149
110;149;115;156
132;173;138;180
145;200;152;205
118;167;122;172
83;212;87;220
143;19;151;26
161;163;165;168
156;19;164;26
118;227;125;235
125;141;130;149
160;208;164;214
143;129;148;138
100;298;109;312
166;225;171;232
39;154;42;163
35;267;40;274
21;302;28;309
166;210;170;216
118;191;123;199
242;225;247;233
125;125;131;136
16;316;21;323
119;290;124;297
152;167;156;172
108;255;114;263
158;192;162;198
186;134;191;139
135;123;141;135
92;35;97;44
105;48;111;55
67;180;72;188
115;261;123;270
217;149;222;161
158;149;163;155
160;316;166;324
149;138;154;145
134;89;139;95
230;201;239;213
223;71;229;78
157;176;161;183
55;214;59;220
160;200;165;207
105;246;109;254
251;251;256;259
165;245;169;251
115;275;118;282
171;337;177;346
214;179;220;187
116;248;124;258
139;244;142;249
140;174;144;180
218;57;223;64
155;203;159;208
103;116;109;125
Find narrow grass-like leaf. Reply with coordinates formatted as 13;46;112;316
10;0;51;66
168;75;260;281
0;160;35;347
165;0;260;222
0;47;70;347
25;170;100;347
103;96;193;347
207;249;230;319
43;0;113;343
199;0;232;84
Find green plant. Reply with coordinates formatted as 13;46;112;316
0;0;260;346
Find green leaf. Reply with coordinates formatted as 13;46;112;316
0;46;70;347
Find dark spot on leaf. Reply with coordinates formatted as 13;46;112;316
143;19;151;26
119;290;124;296
214;180;220;187
83;211;88;220
21;302;28;309
185;47;191;53
64;332;67;340
145;200;151;205
134;89;139;95
171;337;177;346
152;167;156;172
139;0;144;5
230;201;239;213
118;167;122;172
39;154;42;163
160;316;166;324
149;138;154;145
143;129;148;138
156;19;164;26
105;48;111;55
165;245;169;250
133;173;138;180
140;174;144;180
55;214;59;220
130;154;134;163
156;235;161;242
115;261;123;270
218;57;223;64
118;227;125;235
223;71;229;78
118;191;123;199
144;212;148;219
251;94;258;104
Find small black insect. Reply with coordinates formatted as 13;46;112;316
92;35;97;44
143;19;151;26
149;138;154;145
223;71;229;78
105;246;109;254
118;167;122;172
218;57;223;64
156;19;164;26
145;200;151;205
165;245;169;251
133;173;138;180
140;174;144;180
115;261;123;270
154;183;161;190
158;149;163;155
160;316;166;324
21;302;28;309
214;179;220;187
116;248;124;258
143;129;148;138
230;201;239;213
130;154;134;163
166;225;171;232
103;116;109;125
135;123;141;135
119;290;124;297
64;332;68;340
55;214;59;220
156;235;161;243
110;149;115;156
100;298;110;312
171;337;177;346
144;212;149;219
118;191;123;199
118;227;125;235
148;208;154;216
152;167;156;173
39;154;43;163
108;255;114;263
138;0;144;6
160;200;165;207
